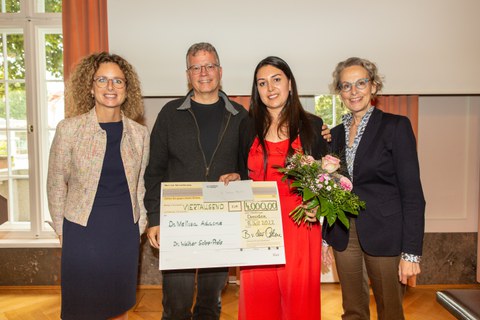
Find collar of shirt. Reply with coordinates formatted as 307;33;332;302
342;106;375;179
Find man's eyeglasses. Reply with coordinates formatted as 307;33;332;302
338;78;370;92
93;77;126;89
187;63;219;75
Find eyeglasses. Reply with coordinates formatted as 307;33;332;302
93;77;126;89
187;63;220;75
338;78;370;92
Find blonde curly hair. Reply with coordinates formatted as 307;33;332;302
65;52;144;122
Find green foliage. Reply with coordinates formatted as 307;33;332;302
0;140;6;156
45;34;63;79
315;95;349;127
45;0;62;13
1;27;62;122
5;0;20;12
7;34;25;80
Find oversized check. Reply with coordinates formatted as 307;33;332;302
159;180;285;270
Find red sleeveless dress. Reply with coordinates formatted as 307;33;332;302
239;137;321;320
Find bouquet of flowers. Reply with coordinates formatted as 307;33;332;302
278;152;365;228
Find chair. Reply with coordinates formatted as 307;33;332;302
436;289;480;320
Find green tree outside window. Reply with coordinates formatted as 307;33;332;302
315;95;349;127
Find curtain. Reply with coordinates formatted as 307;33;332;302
229;96;251;111
375;95;420;287
62;0;109;82
375;95;419;141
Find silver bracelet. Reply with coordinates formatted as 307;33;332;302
401;252;421;263
322;239;329;247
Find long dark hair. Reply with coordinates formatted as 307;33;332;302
249;56;315;173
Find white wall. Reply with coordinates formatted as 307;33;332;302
418;96;480;232
108;0;480;96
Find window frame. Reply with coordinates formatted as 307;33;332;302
0;0;61;247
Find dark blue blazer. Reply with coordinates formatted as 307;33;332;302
323;108;425;256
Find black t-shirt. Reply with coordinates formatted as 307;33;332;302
190;99;225;164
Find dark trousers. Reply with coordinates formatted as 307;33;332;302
333;221;406;320
161;267;228;320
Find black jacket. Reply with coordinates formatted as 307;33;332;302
238;113;328;180
323;108;425;256
144;90;248;226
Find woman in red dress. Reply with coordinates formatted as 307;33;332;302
237;56;328;320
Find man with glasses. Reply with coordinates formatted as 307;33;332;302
143;42;247;320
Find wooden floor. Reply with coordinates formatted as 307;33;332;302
1;283;478;319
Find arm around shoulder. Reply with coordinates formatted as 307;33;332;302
308;114;329;159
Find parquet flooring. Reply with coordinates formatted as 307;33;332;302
1;283;478;319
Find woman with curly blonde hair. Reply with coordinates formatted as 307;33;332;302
47;52;150;320
65;52;144;121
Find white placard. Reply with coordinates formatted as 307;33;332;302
159;181;285;270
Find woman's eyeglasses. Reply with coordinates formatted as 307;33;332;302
338;78;369;92
93;77;126;89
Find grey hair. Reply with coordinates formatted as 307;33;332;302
185;42;220;68
331;57;384;97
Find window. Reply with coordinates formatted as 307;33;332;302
315;95;348;128
0;0;20;13
0;0;62;245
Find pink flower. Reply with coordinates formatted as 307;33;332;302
321;155;341;173
279;152;365;228
339;176;353;191
318;173;331;183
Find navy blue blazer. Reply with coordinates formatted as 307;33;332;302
323;108;425;256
